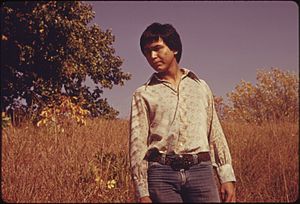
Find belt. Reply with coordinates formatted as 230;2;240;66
148;152;211;170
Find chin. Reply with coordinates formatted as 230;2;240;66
152;65;166;72
154;68;166;73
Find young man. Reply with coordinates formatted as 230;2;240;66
129;22;236;203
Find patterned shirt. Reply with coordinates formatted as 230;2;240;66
129;68;236;198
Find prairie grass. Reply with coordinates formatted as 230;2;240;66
222;121;298;202
1;118;134;203
1;118;298;202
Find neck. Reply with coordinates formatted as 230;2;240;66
157;62;182;83
157;65;183;91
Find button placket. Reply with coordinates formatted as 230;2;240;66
177;82;189;151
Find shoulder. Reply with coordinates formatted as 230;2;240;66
132;85;147;96
131;79;153;98
198;78;211;91
198;79;213;98
185;68;211;92
132;73;161;96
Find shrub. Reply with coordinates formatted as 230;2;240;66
223;68;298;124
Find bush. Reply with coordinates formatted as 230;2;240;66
220;68;299;124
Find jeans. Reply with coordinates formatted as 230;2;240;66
147;160;221;203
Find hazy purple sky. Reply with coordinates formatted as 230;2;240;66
87;1;298;119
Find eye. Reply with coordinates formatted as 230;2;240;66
153;46;163;52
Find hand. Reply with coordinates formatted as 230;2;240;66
220;182;236;202
139;196;152;203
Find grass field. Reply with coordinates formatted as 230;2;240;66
1;118;298;202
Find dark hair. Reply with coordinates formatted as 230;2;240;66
140;22;182;63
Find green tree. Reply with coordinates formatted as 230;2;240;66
1;1;131;119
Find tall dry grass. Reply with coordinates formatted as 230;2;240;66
2;118;134;203
1;118;298;202
222;121;298;202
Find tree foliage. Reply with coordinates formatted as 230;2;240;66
215;68;299;124
1;1;131;119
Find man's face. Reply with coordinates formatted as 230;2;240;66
143;37;177;72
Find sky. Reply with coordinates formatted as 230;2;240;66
87;1;298;119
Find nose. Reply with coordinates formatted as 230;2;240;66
150;51;157;59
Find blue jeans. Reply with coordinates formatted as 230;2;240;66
147;160;221;203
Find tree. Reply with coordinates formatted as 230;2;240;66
226;68;298;123
1;1;131;119
213;95;231;121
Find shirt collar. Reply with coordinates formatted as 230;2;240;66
145;68;201;87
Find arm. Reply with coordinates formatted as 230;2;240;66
129;92;151;201
206;85;236;202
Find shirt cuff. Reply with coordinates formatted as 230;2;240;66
135;180;150;199
216;163;236;183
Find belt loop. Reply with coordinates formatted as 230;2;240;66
161;154;166;164
192;154;198;164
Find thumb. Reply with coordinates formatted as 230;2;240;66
220;187;226;201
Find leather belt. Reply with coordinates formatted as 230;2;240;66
148;152;211;170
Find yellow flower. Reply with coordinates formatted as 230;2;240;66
37;120;42;127
40;110;48;117
107;179;117;189
95;176;101;183
42;119;47;124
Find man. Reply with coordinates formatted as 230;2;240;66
129;22;236;203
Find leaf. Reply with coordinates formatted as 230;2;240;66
2;1;131;119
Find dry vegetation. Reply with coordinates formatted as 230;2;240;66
222;121;298;202
1;118;298;203
2;68;298;202
2;118;134;203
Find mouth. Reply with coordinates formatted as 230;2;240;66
153;61;162;66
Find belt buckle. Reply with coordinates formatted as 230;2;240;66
170;155;190;170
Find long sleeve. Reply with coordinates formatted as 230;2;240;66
129;91;150;199
207;86;236;184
